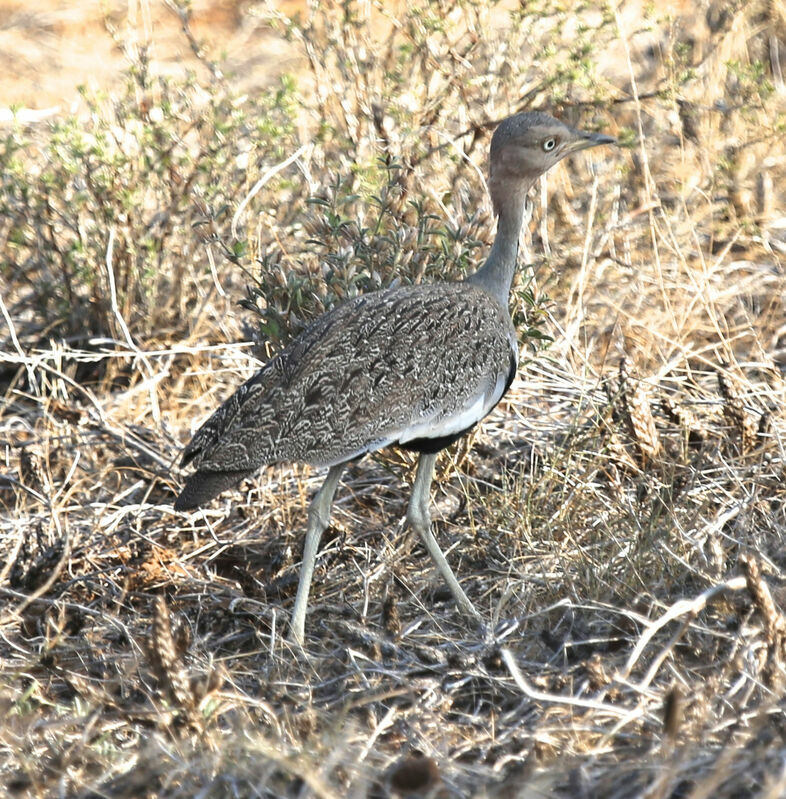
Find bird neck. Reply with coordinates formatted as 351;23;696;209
466;182;531;306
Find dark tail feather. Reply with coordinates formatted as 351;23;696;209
174;469;255;511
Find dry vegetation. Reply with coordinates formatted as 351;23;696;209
2;0;786;796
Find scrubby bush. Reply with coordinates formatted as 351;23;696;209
1;0;621;376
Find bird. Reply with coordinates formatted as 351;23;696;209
175;111;615;645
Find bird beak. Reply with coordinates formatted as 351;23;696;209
567;129;617;154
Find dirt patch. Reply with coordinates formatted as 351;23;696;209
0;0;300;109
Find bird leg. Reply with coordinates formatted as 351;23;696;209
406;452;481;622
289;463;345;645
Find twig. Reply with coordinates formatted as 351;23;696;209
619;576;748;682
105;226;162;424
501;647;633;718
231;143;314;239
0;289;39;395
105;226;136;352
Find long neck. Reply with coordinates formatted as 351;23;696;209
466;182;530;305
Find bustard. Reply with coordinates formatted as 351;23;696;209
175;111;615;644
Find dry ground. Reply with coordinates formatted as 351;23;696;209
2;1;786;797
0;0;301;110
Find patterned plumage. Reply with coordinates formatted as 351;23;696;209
176;284;516;510
176;111;615;644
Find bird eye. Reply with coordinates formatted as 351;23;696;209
542;137;557;152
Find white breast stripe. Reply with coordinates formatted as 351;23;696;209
398;368;509;444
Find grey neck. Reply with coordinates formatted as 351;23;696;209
466;185;531;306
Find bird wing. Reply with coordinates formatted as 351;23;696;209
181;282;517;475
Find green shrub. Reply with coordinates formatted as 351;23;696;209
0;62;299;349
1;0;618;365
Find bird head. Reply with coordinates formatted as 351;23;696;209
488;111;615;215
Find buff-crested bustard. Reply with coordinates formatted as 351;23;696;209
175;111;615;645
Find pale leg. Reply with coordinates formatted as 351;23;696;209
406;452;481;621
289;463;345;645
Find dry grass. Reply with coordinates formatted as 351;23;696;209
2;1;786;796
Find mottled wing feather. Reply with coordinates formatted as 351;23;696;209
174;467;256;511
181;282;517;478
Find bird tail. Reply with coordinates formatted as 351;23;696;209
174;469;255;511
